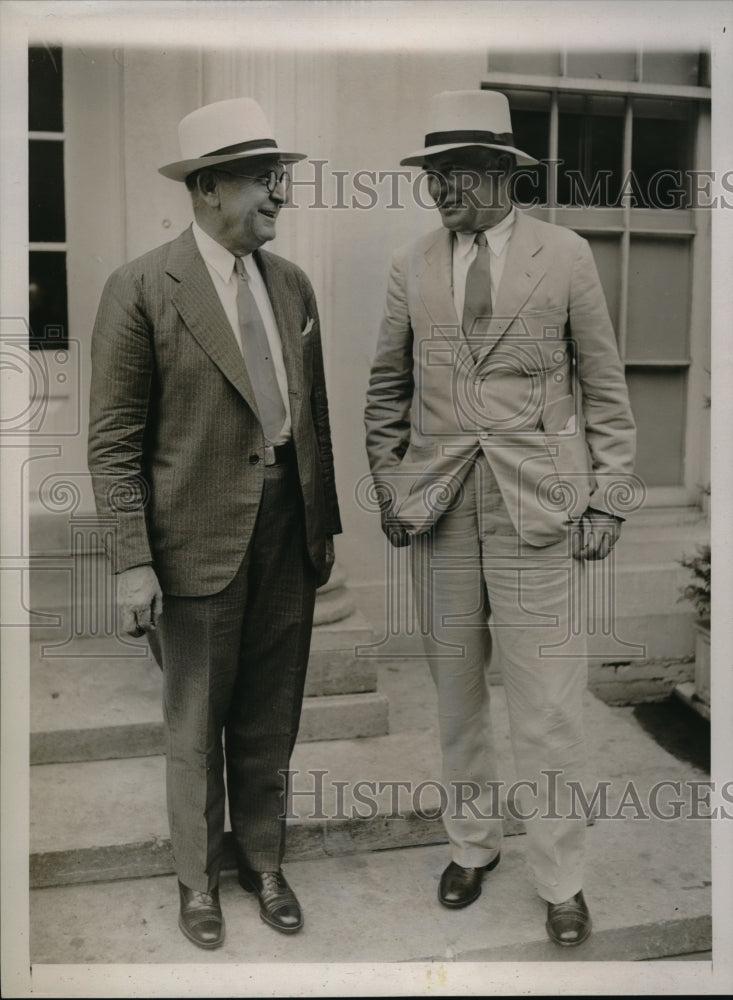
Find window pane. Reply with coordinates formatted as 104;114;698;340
565;50;636;81
626;370;687;486
642;51;703;86
558;105;624;207
487;49;562;76
631;108;691;209
586;235;621;332
29;46;63;132
627;237;690;360
510;109;549;206
29;251;68;349
29;140;66;243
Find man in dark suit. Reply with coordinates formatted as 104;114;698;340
88;97;341;949
365;90;636;946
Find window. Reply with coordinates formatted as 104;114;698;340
483;49;710;501
29;45;68;350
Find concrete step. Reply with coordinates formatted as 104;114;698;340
28;554;358;636
28;835;712;966
30;668;711;894
674;680;711;721
614;512;708;565
25;651;714;974
30;690;390;765
353;578;698;701
30;605;389;763
28;720;477;888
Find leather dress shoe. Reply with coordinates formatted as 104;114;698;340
438;852;501;909
239;868;303;933
546;890;592;946
178;880;224;949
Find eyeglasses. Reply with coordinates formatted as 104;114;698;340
216;167;292;194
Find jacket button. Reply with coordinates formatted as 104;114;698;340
249;453;260;464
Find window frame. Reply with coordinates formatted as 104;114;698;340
482;61;711;508
28;45;69;351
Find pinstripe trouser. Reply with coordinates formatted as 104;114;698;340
410;452;589;904
156;457;316;893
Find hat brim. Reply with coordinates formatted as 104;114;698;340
159;147;307;182
400;141;538;168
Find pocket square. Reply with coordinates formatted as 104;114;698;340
301;318;315;336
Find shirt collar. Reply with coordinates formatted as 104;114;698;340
192;221;253;283
454;205;516;258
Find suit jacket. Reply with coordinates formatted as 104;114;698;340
365;211;636;546
88;225;341;596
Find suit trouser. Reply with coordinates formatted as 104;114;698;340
410;452;588;904
155;457;317;893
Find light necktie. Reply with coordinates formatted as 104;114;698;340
234;257;287;443
462;231;492;356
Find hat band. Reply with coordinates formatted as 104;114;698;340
204;137;279;156
424;129;515;149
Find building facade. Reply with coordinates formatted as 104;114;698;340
25;43;711;691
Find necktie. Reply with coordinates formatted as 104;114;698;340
462;231;492;356
235;257;287;443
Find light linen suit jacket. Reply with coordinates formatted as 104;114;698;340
365;211;636;546
88;225;341;596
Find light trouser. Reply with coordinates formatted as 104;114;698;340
410;453;589;904
156;457;316;894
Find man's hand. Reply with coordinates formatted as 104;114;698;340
373;482;411;548
571;508;622;561
316;536;336;588
380;512;412;548
117;565;163;636
325;535;335;563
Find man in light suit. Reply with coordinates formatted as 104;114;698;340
88;98;341;949
365;90;636;946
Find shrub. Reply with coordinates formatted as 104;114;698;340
678;544;711;623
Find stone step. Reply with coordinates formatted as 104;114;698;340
614;513;708;565
353;570;698;700
28;730;464;889
27;840;712;968
674;680;711;721
30;603;389;764
23;659;715;971
29;675;711;894
30;690;390;765
27;554;358;637
29;670;512;888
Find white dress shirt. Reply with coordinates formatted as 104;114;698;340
452;206;516;322
192;221;291;443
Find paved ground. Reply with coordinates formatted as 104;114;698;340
12;590;732;996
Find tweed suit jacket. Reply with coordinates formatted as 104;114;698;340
88;225;341;596
365;211;636;546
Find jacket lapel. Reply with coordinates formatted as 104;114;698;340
255;249;304;430
474;211;546;366
418;229;476;371
167;227;260;416
419;228;459;330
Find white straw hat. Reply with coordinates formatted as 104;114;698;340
159;97;306;181
400;90;537;167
